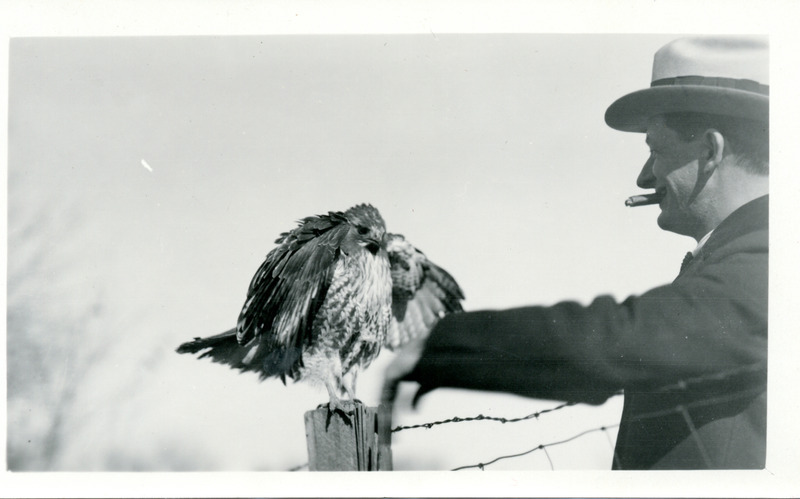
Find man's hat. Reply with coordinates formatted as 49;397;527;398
605;36;769;133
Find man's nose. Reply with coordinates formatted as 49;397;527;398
636;155;656;189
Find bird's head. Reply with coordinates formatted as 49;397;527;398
344;204;386;255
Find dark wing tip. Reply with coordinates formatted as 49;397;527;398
176;337;206;354
426;261;466;305
176;328;238;355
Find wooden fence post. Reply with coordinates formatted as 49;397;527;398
304;402;392;471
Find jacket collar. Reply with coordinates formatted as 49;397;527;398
696;194;768;260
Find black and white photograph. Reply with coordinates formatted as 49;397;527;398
3;1;800;497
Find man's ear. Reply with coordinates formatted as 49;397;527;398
702;129;725;173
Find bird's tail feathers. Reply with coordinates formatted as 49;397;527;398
176;328;258;373
177;328;304;381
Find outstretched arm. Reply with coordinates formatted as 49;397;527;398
402;252;767;405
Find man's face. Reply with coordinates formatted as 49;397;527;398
637;115;712;239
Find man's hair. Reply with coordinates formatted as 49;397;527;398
662;112;769;175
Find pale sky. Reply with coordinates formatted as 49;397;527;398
3;1;800;498
7;31;688;469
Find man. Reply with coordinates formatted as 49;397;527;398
396;36;769;470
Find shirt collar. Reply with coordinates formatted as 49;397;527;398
693;230;714;257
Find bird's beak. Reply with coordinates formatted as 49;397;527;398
365;238;382;255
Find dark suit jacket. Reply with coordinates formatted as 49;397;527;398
406;195;768;469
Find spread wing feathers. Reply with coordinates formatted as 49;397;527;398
232;210;352;378
384;233;465;350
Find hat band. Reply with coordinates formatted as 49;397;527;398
651;75;769;96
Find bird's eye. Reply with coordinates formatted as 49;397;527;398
357;226;370;235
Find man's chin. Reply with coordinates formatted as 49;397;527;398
656;212;700;239
656;210;680;234
656;214;671;233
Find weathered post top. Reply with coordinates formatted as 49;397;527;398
304;402;392;471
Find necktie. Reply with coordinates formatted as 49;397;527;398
680;251;694;274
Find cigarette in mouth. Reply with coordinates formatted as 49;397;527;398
625;192;663;207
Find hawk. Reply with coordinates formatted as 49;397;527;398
176;204;463;412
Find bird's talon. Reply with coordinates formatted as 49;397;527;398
323;401;354;428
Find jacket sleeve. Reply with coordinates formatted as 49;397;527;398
405;243;767;405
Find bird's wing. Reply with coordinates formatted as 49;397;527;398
235;211;350;376
384;234;465;350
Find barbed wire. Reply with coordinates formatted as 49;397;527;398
290;385;762;471
452;423;620;471
446;366;765;471
288;420;619;472
451;383;764;471
391;400;579;433
288;400;596;471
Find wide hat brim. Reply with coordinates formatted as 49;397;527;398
605;84;769;133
